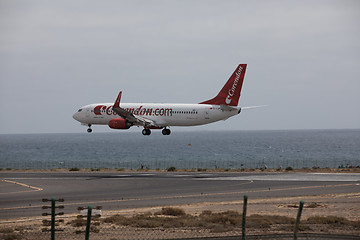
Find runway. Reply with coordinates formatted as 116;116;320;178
0;171;359;220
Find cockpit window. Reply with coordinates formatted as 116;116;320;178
78;109;83;112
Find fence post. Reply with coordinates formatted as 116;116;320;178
294;201;304;240
51;198;56;240
85;206;92;240
42;198;64;240
242;195;248;240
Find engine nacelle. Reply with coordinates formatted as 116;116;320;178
108;118;132;129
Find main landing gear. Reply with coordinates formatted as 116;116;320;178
162;128;171;136
142;128;151;136
87;124;92;133
141;128;171;136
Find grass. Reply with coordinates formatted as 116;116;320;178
0;228;14;234
156;207;186;216
67;218;87;227
0;228;21;240
100;207;360;234
197;168;207;172
307;202;319;208
306;216;350;225
102;208;297;232
2;209;359;238
69;167;80;171
167;166;176;172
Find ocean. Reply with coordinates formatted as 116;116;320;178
0;129;359;170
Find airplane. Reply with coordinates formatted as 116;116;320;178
73;64;258;136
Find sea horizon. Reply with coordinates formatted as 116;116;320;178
1;127;360;136
1;129;359;171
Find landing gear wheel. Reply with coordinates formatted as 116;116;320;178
162;128;171;135
87;124;92;133
142;129;151;136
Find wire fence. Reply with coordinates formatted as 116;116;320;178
1;158;359;171
2;215;360;240
2;224;360;240
5;227;360;240
1;197;359;240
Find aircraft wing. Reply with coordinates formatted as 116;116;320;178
112;91;158;127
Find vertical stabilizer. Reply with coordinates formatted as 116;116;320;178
199;64;247;106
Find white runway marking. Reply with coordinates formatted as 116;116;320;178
198;173;360;182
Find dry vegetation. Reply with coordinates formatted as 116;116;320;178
99;208;360;233
2;207;359;240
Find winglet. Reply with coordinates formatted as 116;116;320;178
114;91;122;108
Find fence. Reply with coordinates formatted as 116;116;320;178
1;196;359;240
1;158;359;171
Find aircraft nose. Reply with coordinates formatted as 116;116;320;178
73;112;80;121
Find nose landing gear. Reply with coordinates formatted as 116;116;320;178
87;124;92;133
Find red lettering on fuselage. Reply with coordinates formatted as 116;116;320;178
93;105;173;117
106;106;117;115
94;105;107;115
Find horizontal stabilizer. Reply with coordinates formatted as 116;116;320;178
219;105;239;111
241;105;267;110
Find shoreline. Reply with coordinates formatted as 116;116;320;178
1;167;359;173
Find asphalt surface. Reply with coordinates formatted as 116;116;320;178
0;171;359;219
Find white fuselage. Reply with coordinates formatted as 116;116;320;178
73;103;241;127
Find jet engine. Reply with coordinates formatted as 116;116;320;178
108;118;132;129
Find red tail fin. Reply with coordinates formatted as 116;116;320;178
114;91;122;108
199;64;247;106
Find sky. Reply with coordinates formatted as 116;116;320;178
0;0;359;134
